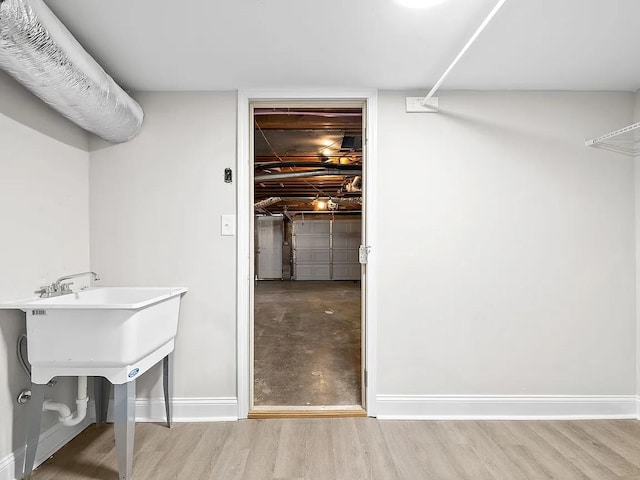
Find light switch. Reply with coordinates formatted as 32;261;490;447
221;215;236;236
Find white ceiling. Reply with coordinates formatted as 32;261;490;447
43;0;640;92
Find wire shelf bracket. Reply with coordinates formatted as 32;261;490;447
585;122;640;157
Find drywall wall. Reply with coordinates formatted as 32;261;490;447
377;91;635;403
90;89;635;420
0;112;90;473
89;92;237;410
0;71;89;151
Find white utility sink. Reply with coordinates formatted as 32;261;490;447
1;287;187;384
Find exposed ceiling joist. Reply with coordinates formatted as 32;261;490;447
253;107;363;213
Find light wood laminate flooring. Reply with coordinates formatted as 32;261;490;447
31;419;640;479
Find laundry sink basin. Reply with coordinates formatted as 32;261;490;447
1;287;187;384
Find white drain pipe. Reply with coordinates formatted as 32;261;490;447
43;376;88;427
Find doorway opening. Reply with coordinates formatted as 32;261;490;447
250;102;366;417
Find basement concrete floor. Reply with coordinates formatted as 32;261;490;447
254;280;361;407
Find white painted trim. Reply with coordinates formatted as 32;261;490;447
236;88;379;419
1;403;95;480
251;404;364;413
636;395;640;420
126;397;238;423
376;395;638;420
363;92;378;417
0;454;13;480
237;90;251;419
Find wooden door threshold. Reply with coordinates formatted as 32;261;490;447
249;405;366;419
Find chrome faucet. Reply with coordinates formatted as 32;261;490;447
55;271;100;287
35;271;100;298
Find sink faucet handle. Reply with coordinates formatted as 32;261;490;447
60;282;73;292
35;284;55;297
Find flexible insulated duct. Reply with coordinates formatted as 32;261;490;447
254;169;362;182
0;0;143;142
254;197;283;209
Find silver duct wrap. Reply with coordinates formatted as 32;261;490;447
254;197;283;209
0;0;143;143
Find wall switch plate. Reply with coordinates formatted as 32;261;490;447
221;215;236;236
406;96;439;113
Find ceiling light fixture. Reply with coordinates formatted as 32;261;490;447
394;0;450;8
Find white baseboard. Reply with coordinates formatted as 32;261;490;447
376;394;638;420
0;404;95;480
107;397;239;423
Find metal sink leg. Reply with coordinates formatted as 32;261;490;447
23;383;45;479
163;355;171;428
93;377;111;426
114;380;135;480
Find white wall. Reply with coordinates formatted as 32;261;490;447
0;71;89;151
90;89;636;420
89;89;637;419
89;92;237;410
2;86;631;447
0;80;636;467
377;91;636;403
0;112;89;471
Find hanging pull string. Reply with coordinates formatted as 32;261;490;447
255;119;285;162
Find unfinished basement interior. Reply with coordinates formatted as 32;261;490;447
252;106;365;413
